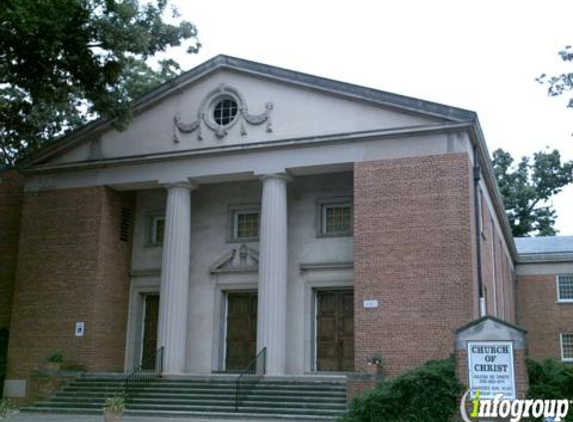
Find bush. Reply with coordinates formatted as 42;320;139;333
0;399;16;418
341;359;464;422
103;395;125;413
527;359;573;421
45;351;64;363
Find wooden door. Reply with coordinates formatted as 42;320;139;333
316;290;354;371
141;294;159;370
225;292;258;371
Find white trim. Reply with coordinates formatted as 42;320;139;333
560;333;573;362
556;274;573;303
150;216;165;245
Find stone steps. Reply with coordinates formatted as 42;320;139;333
22;374;349;420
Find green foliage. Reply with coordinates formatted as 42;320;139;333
527;359;573;399
537;45;573;109
492;148;573;237
45;350;64;363
527;359;573;422
0;399;17;418
341;359;464;422
0;0;200;166
104;395;125;413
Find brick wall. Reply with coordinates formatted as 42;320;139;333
478;189;516;324
0;171;24;330
6;186;134;383
517;274;573;360
353;153;475;377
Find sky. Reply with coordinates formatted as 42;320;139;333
169;0;573;235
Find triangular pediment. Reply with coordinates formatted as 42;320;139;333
28;55;476;169
209;244;259;274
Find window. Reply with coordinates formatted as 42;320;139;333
213;98;238;126
319;200;352;236
229;205;260;241
149;216;165;246
560;333;573;361
557;274;573;302
120;207;132;242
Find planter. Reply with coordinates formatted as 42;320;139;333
365;363;382;376
103;410;123;422
42;362;61;372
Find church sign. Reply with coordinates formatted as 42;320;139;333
467;341;516;400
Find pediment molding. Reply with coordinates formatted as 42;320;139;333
209;244;259;274
173;84;273;142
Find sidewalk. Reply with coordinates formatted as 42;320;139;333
2;412;290;422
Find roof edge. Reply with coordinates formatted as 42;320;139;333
24;54;478;168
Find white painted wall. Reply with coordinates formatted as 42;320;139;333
127;172;353;374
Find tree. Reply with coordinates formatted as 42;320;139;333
0;0;200;167
492;148;573;237
537;45;573;108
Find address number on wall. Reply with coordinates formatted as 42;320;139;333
363;300;379;308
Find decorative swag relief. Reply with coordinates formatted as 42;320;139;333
173;84;273;142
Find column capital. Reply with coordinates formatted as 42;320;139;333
259;172;292;183
161;180;199;191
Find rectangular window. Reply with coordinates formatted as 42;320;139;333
320;201;352;236
229;205;260;241
235;211;259;239
560;333;573;361
557;274;573;302
150;216;165;245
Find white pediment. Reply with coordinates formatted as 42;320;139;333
34;56;466;168
209;244;259;274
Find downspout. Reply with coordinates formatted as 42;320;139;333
473;145;486;316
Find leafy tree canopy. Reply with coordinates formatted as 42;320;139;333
0;0;200;166
492;148;573;237
537;45;573;109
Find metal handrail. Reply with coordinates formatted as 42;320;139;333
124;346;164;399
235;347;266;411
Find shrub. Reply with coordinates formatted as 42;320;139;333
0;399;16;418
103;395;125;413
45;351;64;363
341;359;464;422
527;359;573;421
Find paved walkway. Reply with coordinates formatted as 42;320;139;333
2;412;293;422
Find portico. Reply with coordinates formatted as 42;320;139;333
156;172;292;375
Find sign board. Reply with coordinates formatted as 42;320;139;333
468;341;515;399
363;300;378;308
75;322;85;337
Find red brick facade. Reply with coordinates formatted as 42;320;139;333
0;171;24;331
6;187;134;380
517;274;573;360
478;190;517;324
353;153;475;376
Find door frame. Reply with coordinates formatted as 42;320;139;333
313;287;354;372
222;290;258;371
214;285;258;371
124;277;160;372
139;293;160;369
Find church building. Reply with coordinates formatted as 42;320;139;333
1;56;572;400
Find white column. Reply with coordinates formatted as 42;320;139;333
257;173;290;375
157;182;196;374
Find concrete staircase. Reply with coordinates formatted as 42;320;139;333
23;375;348;420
